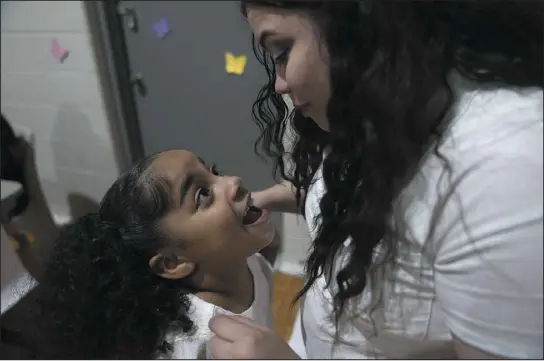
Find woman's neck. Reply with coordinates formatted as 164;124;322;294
194;260;255;314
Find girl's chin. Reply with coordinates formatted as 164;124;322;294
250;225;276;250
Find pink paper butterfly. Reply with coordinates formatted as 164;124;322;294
51;39;69;63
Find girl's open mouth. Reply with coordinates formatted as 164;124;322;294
242;205;264;225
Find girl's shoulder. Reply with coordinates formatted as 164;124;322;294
163;295;214;358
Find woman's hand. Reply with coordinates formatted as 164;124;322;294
252;181;302;214
251;189;273;211
208;314;301;359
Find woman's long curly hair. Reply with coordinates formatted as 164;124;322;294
241;0;543;323
37;155;197;359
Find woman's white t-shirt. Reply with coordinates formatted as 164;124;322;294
302;77;543;359
163;253;274;359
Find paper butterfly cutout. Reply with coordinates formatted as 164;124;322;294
225;52;247;75
51;39;69;63
152;18;171;39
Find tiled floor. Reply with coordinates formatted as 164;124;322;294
272;272;304;340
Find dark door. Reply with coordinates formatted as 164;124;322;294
117;1;281;227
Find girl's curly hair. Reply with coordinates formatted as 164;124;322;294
37;155;199;359
241;0;543;323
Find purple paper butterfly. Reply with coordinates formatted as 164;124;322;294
152;18;170;39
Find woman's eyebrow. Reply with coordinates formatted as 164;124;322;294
258;29;279;49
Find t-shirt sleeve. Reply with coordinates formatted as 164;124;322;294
249;253;276;329
252;252;274;288
433;151;543;359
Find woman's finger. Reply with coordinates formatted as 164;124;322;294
226;314;270;331
208;335;235;359
208;314;258;342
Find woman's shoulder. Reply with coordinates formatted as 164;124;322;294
438;82;542;195
417;81;543;250
403;81;542;252
443;79;542;161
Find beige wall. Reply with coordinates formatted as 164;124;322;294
1;1;120;221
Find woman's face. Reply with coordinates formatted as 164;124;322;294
247;6;331;131
149;149;275;277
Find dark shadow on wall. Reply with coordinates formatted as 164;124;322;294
50;104;116;223
67;193;99;220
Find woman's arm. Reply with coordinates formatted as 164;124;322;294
253;180;304;214
434;154;543;360
255;181;301;264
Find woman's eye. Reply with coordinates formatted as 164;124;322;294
273;47;290;65
273;46;291;65
195;187;212;208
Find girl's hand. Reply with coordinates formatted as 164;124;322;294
208;314;301;359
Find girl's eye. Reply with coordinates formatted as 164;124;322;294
195;187;213;208
210;164;221;176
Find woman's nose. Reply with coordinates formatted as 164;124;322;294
275;73;289;94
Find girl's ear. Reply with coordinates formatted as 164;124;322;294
149;253;195;279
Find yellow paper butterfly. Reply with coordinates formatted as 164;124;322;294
225;52;247;75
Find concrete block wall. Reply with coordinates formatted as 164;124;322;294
1;1;120;223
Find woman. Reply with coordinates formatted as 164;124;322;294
36;149;277;359
208;0;543;359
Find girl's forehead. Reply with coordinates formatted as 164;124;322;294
150;150;204;181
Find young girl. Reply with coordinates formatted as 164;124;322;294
36;149;278;359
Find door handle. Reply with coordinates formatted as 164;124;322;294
130;72;147;96
118;5;139;32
